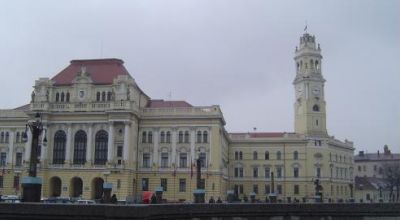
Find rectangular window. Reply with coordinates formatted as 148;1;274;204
239;185;243;194
179;153;187;168
117;179;121;189
239;167;243;177
161;152;169;168
0;153;6;166
316;167;321;178
179;179;186;192
277;185;282;194
277;167;282;178
117;145;123;157
161;178;168;191
234;167;239;177
253;167;258;178
234;185;239;195
294;167;299;178
143;153;150;168
15;152;22;167
253;184;258;194
14;176;20;189
0;176;3;188
265;167;270;178
294;185;299;195
199;152;206;168
235;152;238;160
374;165;377;171
142;178;149;191
265;184;270;194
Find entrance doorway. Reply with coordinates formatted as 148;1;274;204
70;177;83;198
92;177;104;200
49;176;62;197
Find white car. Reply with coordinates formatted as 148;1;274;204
77;199;96;205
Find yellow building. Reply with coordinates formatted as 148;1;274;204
0;32;354;202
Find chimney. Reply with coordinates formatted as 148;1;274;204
359;151;364;157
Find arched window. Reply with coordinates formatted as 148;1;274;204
66;92;70;102
5;132;9;143
178;131;183;143
197;131;202;143
96;92;100;101
61;92;65;102
166;131;171;143
160;131;165;143
53;130;66;164
265;151;269;160
300;60;303;69
293;151;299;160
203;131;208;143
142;131;147;143
253;151;258;160
73;130;87;165
239;151;243;160
184;131;189;143
94;130;108;165
296;62;300;71
56;93;60;102
313;105;320;112
148;131;153;143
276;151;282;160
315;60;320;70
310;59;314;69
102;92;106;101
107;92;112;101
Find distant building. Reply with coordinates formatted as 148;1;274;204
0;32;354;202
354;145;400;202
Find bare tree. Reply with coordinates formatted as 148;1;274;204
382;162;400;202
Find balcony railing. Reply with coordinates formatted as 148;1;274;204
142;106;223;117
31;101;138;112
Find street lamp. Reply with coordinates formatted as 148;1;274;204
21;112;47;202
193;150;205;203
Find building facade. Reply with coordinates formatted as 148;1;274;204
354;145;399;202
0;32;354;202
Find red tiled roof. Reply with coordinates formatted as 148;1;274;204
146;100;193;108
52;59;130;85
229;132;291;138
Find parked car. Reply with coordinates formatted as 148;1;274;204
1;195;20;203
77;199;96;205
42;197;72;204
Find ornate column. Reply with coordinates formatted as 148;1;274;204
107;122;114;163
190;128;195;163
40;125;47;161
123;121;131;161
8;130;14;164
171;128;177;166
65;124;72;164
86;124;93;164
152;128;159;166
24;131;32;162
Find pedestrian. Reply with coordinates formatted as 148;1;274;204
208;196;215;203
111;194;118;204
216;197;222;203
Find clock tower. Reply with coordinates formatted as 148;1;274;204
293;33;328;137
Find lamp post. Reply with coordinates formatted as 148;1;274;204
21;113;46;202
193;150;205;203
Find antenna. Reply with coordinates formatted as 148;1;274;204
167;91;172;101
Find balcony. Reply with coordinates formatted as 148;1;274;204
30;100;138;113
142;106;224;119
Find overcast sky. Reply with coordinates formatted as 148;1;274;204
0;0;398;153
